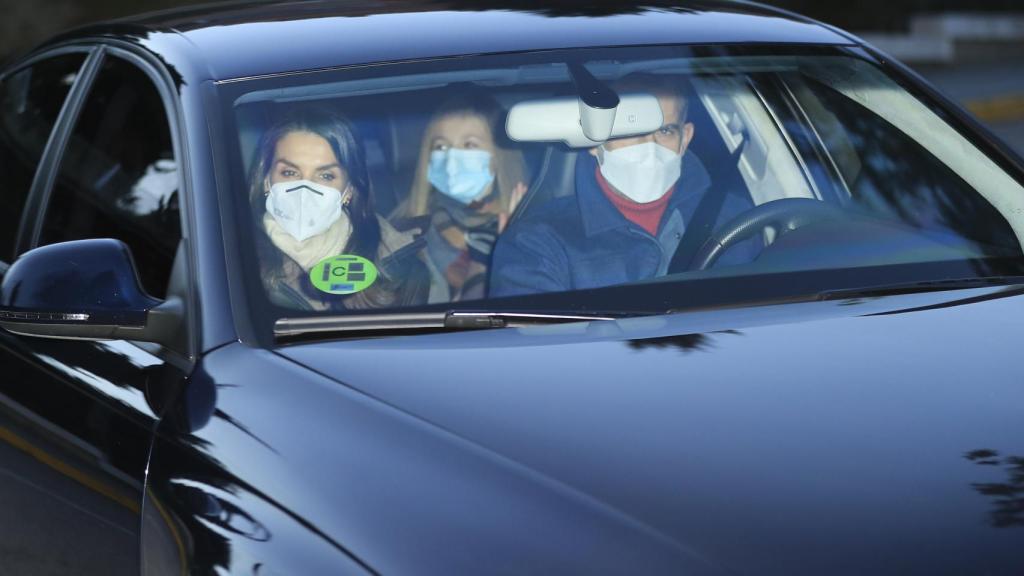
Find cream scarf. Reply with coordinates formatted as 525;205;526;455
263;211;352;271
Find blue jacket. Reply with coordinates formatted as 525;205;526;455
490;152;761;297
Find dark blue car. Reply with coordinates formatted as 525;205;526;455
2;1;1024;574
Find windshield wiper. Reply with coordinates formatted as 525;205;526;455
817;275;1024;301
274;310;620;340
275;276;1024;341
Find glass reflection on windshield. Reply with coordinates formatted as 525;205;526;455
219;46;1024;333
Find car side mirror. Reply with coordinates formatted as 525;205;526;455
0;239;183;345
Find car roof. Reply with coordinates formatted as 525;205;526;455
47;0;854;82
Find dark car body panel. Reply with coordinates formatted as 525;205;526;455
48;1;851;83
0;330;186;574
273;288;1024;574
3;1;1024;575
148;344;719;575
137;287;1024;574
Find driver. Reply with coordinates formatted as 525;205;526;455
490;74;762;296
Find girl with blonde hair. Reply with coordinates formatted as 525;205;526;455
394;92;528;302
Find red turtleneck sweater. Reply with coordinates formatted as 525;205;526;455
595;166;675;236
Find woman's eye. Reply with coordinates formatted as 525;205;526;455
464;141;480;149
319;172;336;182
280;169;298;178
432;143;449;152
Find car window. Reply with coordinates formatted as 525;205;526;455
216;46;1024;331
38;54;180;299
0;52;86;264
787;66;1019;251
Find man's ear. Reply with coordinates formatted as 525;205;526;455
679;122;695;154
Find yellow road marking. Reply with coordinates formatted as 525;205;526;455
965;93;1024;123
0;425;140;513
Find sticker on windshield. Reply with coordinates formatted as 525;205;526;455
309;254;378;295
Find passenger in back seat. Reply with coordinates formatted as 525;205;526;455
391;93;528;303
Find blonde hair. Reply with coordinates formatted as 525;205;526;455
400;93;526;218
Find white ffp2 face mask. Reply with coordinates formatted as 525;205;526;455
597;141;682;204
265;179;345;242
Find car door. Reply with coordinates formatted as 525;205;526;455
0;46;191;575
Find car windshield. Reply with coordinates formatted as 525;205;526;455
216;45;1024;336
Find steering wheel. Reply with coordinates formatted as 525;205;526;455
690;198;848;270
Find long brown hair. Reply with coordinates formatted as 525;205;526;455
249;107;380;258
398;92;526;218
249;107;408;310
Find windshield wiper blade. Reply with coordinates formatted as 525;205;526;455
445;311;618;329
274;310;619;340
818;275;1024;301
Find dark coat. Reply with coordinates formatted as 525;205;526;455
490;151;762;296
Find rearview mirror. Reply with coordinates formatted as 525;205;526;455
506;92;664;148
0;239;182;344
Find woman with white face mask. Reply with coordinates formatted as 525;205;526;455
250;108;429;310
392;93;528;303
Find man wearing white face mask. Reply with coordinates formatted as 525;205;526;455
491;75;762;296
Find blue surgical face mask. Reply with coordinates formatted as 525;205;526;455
427;148;495;205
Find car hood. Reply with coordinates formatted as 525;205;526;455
279;287;1024;574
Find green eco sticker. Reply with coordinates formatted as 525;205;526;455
309;254;378;295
